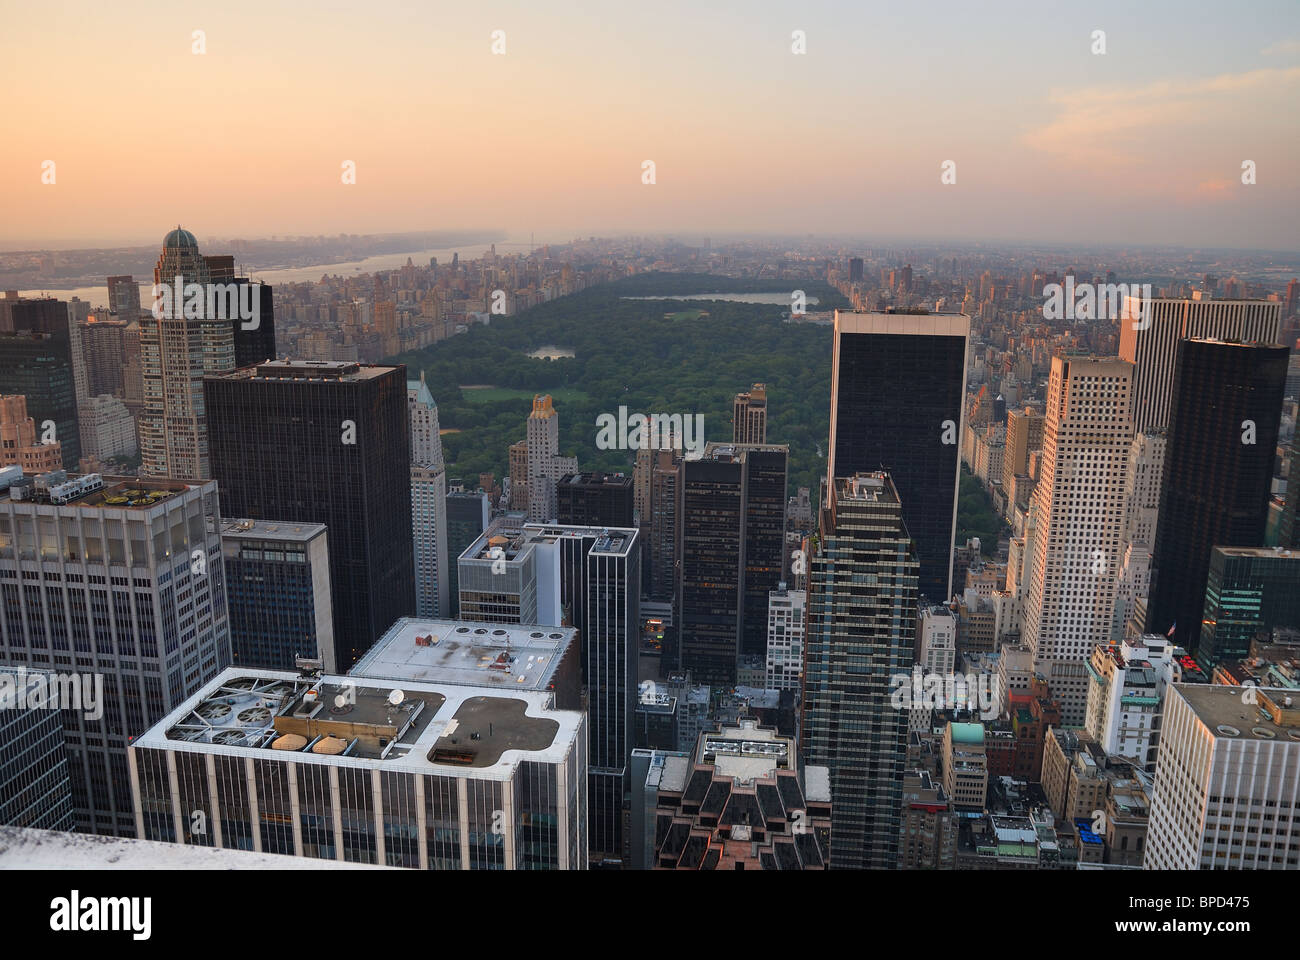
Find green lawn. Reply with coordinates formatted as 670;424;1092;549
459;385;590;405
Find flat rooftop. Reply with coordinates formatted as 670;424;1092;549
1;473;200;509
220;517;326;542
0;825;391;870
134;667;583;779
216;359;396;382
698;719;795;784
350;618;575;691
1174;683;1300;743
522;522;638;556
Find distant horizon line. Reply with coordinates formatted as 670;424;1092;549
3;227;1298;261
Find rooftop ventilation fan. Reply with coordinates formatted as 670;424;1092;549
212;730;245;746
196;702;232;722
237;707;271;725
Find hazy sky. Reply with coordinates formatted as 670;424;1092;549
4;0;1299;250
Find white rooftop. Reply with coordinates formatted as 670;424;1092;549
350;618;576;691
0;826;391;870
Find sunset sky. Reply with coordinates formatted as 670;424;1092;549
3;0;1298;249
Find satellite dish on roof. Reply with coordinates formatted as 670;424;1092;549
388;689;405;706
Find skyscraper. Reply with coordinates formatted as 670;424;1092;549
444;487;490;618
0;472;229;835
803;473;918;869
1119;293;1281;433
1145;684;1300;869
139;227;235;480
732;382;768;444
1146;339;1287;652
0;675;75;832
1109;430;1166;641
457;522;640;863
648;452;682;603
556;472;635;528
526;395;577;522
205;359;414;667
1198;546;1300;669
827;310;969;601
106;275;142;319
1001;406;1043;492
409;374;449;619
1021;355;1134;726
130;666;588;869
0;395;63;473
0;294;78;469
677;442;788;683
220;518;335;671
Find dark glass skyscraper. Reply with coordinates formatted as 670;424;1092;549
0;295;78;469
444;487;490;618
1198;546;1300;669
557;471;635;528
803;473;917;869
677;442;788;683
204;359;414;666
827;311;969;602
1147;339;1288;651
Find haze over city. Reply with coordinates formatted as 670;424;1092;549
4;0;1299;250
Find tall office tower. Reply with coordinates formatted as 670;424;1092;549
457;532;540;624
508;439;529;510
1001;406;1044;492
66;300;90;410
733;382;768;444
0;676;75;831
848;257;864;282
201;254;278;367
648;452;682;602
0;473;229;835
804;473;918;869
525;523;639;865
1109;430;1166;641
444;488;490;617
828;311;969;601
1197;546;1300;669
78;315;128;398
636;719;831;870
77;395;137;462
1145;684;1300;869
220;518;336;672
0;394;63;472
106;275;142;318
458;523;639;863
139;227;235;480
525;395;577;522
205;359;414;667
917;604;957;675
1119;292;1282;433
1146;340;1287;652
1021;355;1134;727
0;295;78;469
677;442;788;683
130;667;588;869
765;583;805;691
557;472;634;528
121;319;144;409
409;374;449;618
228;278;277;368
